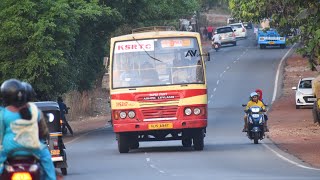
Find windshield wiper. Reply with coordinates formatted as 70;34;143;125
132;36;163;63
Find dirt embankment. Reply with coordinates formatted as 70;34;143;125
268;53;320;168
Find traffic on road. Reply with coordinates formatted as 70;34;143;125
62;27;320;180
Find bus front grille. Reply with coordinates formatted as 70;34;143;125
142;106;178;120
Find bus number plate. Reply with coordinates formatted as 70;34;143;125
148;123;173;129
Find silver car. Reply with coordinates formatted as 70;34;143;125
292;77;316;109
214;26;236;46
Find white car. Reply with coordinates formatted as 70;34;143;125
292;77;316;109
229;23;247;38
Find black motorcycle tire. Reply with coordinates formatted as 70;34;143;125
254;132;259;144
61;168;67;176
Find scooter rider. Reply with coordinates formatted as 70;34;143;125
0;79;56;180
243;92;266;132
255;89;269;131
57;97;73;136
211;32;222;47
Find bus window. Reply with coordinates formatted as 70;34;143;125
112;37;204;88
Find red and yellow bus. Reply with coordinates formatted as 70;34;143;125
109;27;209;153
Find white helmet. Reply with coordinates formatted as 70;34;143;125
250;92;258;98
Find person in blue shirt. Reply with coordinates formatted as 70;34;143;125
119;63;141;87
0;79;56;180
57;96;73;135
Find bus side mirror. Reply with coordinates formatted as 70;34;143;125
207;52;211;61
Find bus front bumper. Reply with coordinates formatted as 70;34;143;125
113;119;207;133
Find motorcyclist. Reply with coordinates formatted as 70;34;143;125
255;89;269;131
0;79;56;180
211;32;222;48
57;97;73;136
243;92;266;132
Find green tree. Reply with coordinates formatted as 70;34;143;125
0;0;120;99
0;0;202;99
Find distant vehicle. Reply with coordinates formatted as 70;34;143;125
214;26;236;46
212;42;221;51
243;22;253;29
35;101;68;175
292;77;316;109
257;28;286;49
229;23;247;38
227;17;237;24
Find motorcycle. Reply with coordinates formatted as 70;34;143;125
212;42;221;52
242;105;267;144
1;149;41;180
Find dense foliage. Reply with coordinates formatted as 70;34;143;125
0;0;200;99
229;0;320;70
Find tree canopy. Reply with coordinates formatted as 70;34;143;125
229;0;320;70
0;0;200;99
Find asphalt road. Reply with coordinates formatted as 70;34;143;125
64;30;320;180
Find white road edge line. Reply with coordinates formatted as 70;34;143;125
267;43;320;171
272;44;296;103
216;80;219;85
263;144;320;171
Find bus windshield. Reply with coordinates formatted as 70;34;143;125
112;37;204;88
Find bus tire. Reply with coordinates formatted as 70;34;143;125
193;129;204;151
117;133;129;153
182;138;192;147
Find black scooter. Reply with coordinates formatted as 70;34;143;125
1;149;41;180
242;105;267;144
212;42;221;52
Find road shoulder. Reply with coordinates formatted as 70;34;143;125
267;53;320;168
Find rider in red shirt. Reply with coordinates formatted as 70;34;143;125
255;89;269;132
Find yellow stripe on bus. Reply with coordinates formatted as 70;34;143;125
111;94;207;109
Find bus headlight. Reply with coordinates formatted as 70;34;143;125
128;111;135;119
194;108;201;115
184;108;192;116
119;111;127;119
